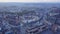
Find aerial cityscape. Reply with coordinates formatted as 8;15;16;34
0;3;60;34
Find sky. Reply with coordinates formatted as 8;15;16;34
0;0;60;3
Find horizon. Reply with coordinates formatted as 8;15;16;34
0;0;60;3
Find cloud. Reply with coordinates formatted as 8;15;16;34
0;0;60;2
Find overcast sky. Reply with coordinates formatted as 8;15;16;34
0;0;60;3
